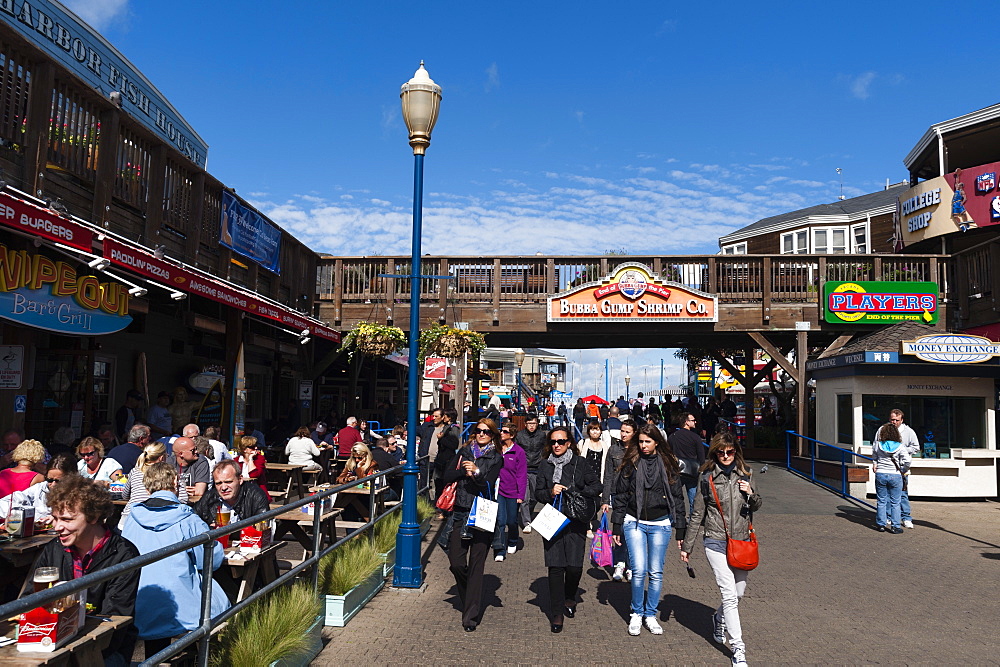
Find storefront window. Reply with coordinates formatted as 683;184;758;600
862;394;984;457
836;394;852;445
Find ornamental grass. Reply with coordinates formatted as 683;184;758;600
317;537;381;596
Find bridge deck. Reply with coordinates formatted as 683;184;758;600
314;466;998;664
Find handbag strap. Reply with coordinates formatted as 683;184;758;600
708;474;754;538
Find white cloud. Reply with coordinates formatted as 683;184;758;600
850;71;876;100
573;110;585;127
62;0;129;32
485;63;500;92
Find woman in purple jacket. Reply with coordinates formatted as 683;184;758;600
493;424;527;562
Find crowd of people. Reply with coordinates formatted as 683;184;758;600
420;402;762;667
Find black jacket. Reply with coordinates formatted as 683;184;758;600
433;424;461;473
535;454;602;524
515;427;547;470
416;421;436;458
30;530;140;662
601;439;626;505
193;481;270;526
668;428;706;474
611;455;687;541
442;445;502;512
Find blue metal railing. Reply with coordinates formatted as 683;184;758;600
784;430;874;509
718;417;746;446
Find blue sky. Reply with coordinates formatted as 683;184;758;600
63;0;998;399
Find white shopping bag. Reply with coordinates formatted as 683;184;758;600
532;499;569;540
467;495;499;533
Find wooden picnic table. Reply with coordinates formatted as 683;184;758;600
222;540;285;602
0;534;57;569
0;615;131;666
264;463;308;502
272;507;342;557
335;484;390;522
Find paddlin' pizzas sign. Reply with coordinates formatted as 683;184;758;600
548;263;717;323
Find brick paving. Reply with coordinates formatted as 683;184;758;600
313;466;1000;665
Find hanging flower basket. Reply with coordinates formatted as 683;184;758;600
418;324;487;362
340;321;407;358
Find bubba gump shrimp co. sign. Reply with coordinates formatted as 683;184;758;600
547;262;718;323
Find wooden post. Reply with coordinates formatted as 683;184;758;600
186;173;206;258
385;259;396;324
333;259;344;325
492;258;502;322
742;346;755;449
452;353;467;413
438;258;450;322
23;63;54;198
144;145;167;243
797;330;808;453
90;108;121;228
762;257;772;323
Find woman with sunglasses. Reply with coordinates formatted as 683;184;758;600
236;435;268;497
336;443;377;483
535;426;602;633
492;424;526;562
439;418;502;632
610;424;687;636
75;436;123;487
680;431;762;667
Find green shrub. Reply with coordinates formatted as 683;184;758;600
373;510;402;554
210;583;320;667
416;494;435;523
318;538;381;596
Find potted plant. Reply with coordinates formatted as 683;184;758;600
373;511;403;577
340;321;407;359
318;537;384;627
210;583;322;667
418;323;487;362
417;494;435;537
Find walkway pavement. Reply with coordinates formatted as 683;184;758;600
314;466;1000;664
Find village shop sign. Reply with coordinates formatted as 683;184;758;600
901;333;1000;364
0;244;131;334
824;281;939;324
547;262;717;323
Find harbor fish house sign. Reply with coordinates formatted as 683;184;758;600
548;262;718;323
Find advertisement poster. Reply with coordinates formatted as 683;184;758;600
220;192;282;274
0;345;23;389
824;281;939;324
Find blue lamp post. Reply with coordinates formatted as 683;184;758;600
394;61;441;589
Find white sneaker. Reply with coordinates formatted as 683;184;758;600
628;613;642;636
522;523;532;534
507;545;517;554
625;569;632;582
494;554;504;562
903;520;914;529
712;611;727;643
612;562;626;581
731;647;747;666
644;616;663;635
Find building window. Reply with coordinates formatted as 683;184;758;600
812;227;847;254
836;394;852;445
851;223;869;253
781;230;808;254
861;394;984;457
722;243;747;255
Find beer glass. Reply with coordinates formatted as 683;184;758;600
32;566;59;593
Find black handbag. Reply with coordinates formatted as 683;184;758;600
561;460;598;522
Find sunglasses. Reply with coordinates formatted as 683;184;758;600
717;449;737;457
474;428;493;435
80;451;98;458
501;429;511;434
550;438;570;445
45;477;60;484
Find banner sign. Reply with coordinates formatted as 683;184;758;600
547;262;717;323
103;239;339;342
220;192;281;274
899;161;1000;246
0;244;131;334
0;192;93;251
824;281;939;324
901;333;1000;364
0;0;207;167
423;357;447;380
806;350;900;371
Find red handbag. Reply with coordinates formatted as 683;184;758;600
435;456;462;512
709;475;759;571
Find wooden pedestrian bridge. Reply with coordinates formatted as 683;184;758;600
316;253;948;350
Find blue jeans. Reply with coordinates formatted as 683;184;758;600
683;476;698;521
900;487;911;522
622;520;672;617
492;495;520;553
875;472;903;528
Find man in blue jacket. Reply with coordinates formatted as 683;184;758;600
122;462;229;659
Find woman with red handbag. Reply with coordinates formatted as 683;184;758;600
680;431;762;667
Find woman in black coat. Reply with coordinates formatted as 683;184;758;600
535;426;602;633
439;418;503;632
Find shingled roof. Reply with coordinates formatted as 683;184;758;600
836;322;940;355
719;183;908;245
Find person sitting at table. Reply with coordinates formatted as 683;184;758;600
1;453;78;523
310;421;336;448
0;438;44;496
193;459;270;528
25;475;140;666
122;462;229;660
337;443;377;484
334;417;364;458
285;426;323;471
358;419;383;445
76;436;124;486
371;438;403;501
119;441;187;528
236;435;269;497
167;436;210;504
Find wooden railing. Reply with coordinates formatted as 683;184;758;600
317;254;947;321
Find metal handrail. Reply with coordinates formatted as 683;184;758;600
0;457;428;667
784;430;874;509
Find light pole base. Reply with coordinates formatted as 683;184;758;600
392;525;423;588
